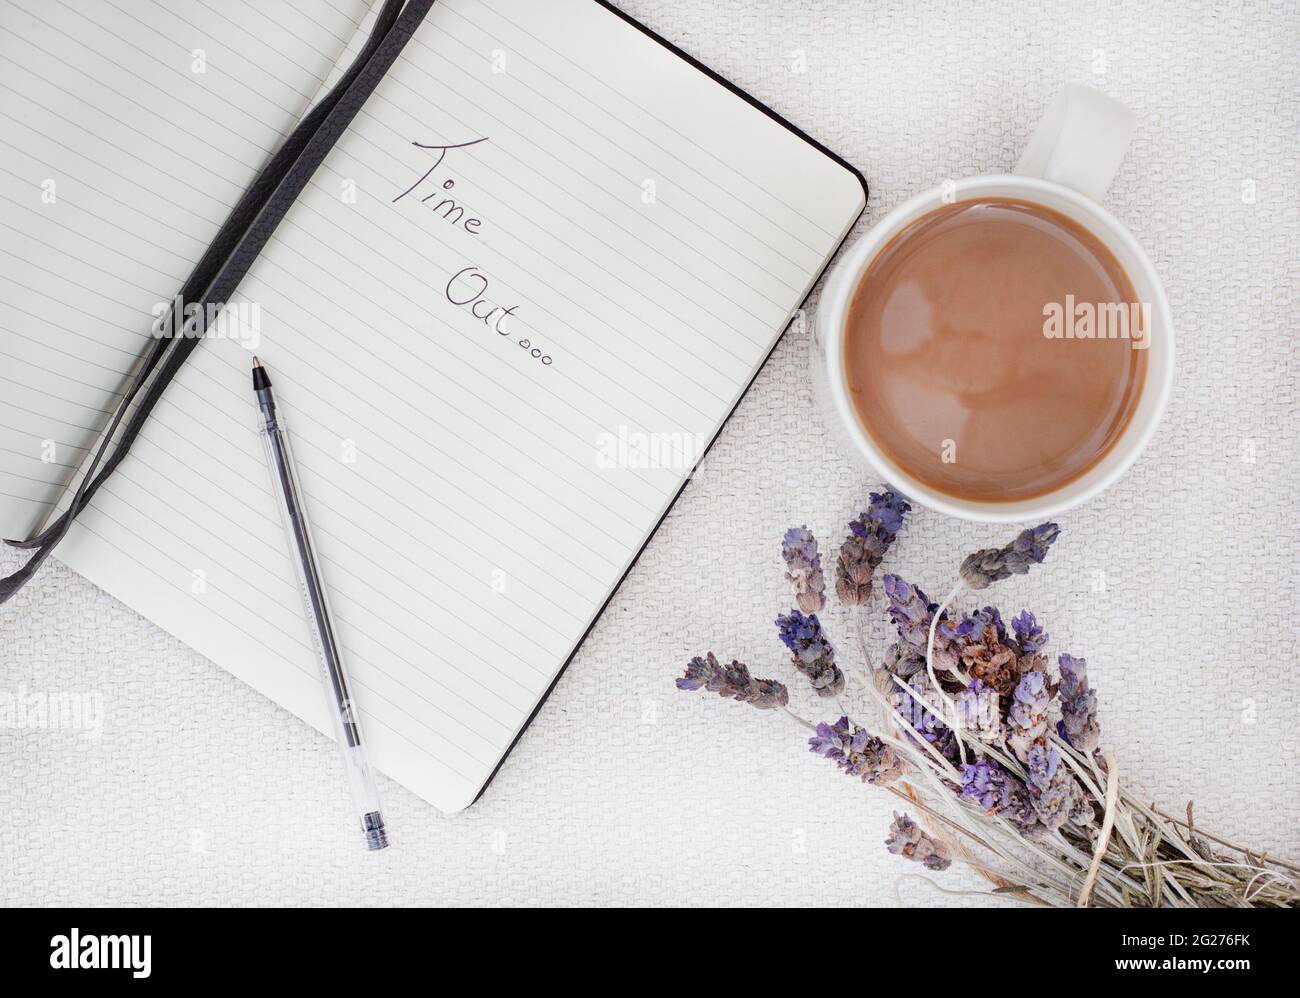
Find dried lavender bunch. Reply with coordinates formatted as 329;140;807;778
959;522;1060;590
835;491;910;604
775;610;844;697
809;716;904;785
676;515;1300;907
781;526;825;613
676;652;788;709
1057;653;1100;752
885;812;952;871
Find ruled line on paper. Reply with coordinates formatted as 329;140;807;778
465;0;842;242
1;0;863;809
1;242;670;524
0;213;647;571
0;42;769;402
0;68;756;422
69;0;812;346
65;517;490;787
0;178;673;537
92;469;545;716
408;18;822;273
0;262;630;615
247;0;820;312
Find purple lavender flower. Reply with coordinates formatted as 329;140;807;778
882;574;951;659
891;675;958;760
1069;783;1098;832
775;609;844;697
781;526;825;613
1006;670;1051;763
866;490;910;534
960;757;1040;834
1011;610;1047;653
956;678;1002;744
835;491;911;605
952;606;1019;695
1025;743;1074;831
885;812;951;871
1057;653;1101;752
961;758;1012;812
954;606;1007;643
882;640;927;680
676;652;789;709
809;716;904;785
959;522;1061;591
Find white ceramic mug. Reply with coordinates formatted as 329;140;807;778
812;85;1174;523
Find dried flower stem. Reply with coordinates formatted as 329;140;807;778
1055;739;1196;894
1077;749;1120;907
679;518;1300;907
909;618;1185;909
1150;806;1300;875
1054;739;1146;857
924;581;967;765
1049;737;1106;805
884;675;962;780
885;785;997;854
900;737;1097;903
764;688;1102;905
894;874;1051;907
890;676;1157;904
878;673;1158;906
869;677;1130;904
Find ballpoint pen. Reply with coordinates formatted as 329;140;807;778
253;357;389;850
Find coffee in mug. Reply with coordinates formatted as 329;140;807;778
842;196;1148;503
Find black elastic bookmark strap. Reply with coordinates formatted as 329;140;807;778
13;0;406;548
0;0;435;604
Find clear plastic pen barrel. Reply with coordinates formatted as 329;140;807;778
257;390;388;850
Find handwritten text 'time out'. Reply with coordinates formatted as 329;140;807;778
393;137;553;367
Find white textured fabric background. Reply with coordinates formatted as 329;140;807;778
2;0;1298;907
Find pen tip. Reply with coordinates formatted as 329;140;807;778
251;356;271;391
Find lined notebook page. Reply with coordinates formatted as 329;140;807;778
40;0;865;811
0;0;369;540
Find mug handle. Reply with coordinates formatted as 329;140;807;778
1014;84;1134;202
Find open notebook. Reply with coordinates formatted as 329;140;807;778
0;0;865;811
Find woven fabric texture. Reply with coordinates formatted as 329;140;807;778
1;0;1296;906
